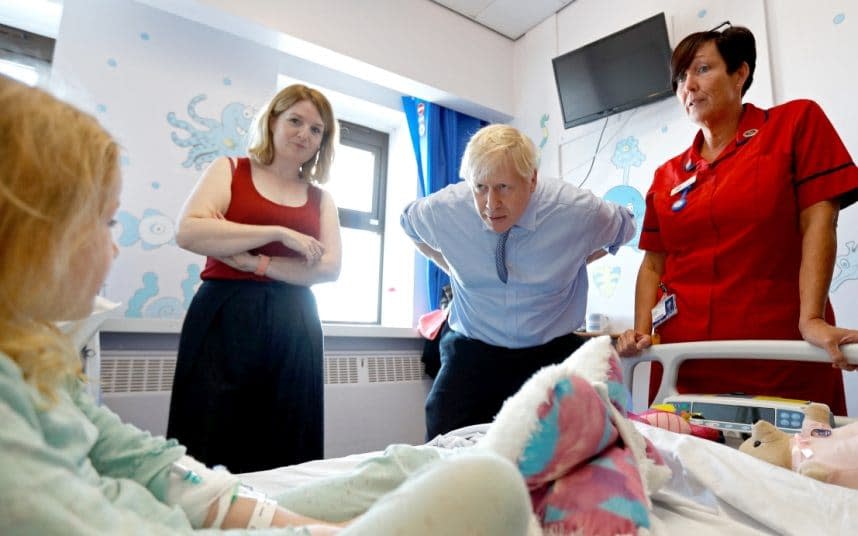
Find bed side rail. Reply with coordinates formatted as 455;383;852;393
620;340;858;405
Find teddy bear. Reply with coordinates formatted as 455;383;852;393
738;402;858;489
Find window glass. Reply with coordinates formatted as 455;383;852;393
314;227;381;323
314;120;388;324
328;144;375;213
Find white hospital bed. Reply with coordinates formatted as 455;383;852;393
241;341;858;536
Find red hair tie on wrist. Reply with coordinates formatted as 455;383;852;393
254;255;271;276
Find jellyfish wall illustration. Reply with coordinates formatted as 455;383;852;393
603;137;646;251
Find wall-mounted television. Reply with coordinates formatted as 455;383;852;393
552;13;674;129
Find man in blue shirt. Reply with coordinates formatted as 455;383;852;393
401;124;635;438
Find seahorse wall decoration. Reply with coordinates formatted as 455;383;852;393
167;94;254;170
537;113;549;167
832;241;858;292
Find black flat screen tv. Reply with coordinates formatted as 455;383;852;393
553;13;674;129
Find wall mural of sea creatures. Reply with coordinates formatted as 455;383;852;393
167;94;254;170
611;136;645;186
537;113;549;167
115;208;175;250
592;264;622;298
125;264;201;319
603;185;645;251
603;136;647;251
831;241;858;293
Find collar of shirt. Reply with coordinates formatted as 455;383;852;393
514;183;539;232
685;103;768;169
446;179;594;348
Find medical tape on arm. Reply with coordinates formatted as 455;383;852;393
247;497;279;529
238;484;278;529
163;455;240;528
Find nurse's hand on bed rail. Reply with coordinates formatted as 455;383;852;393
799;318;858;371
616;329;654;357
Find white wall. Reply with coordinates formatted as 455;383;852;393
52;0;278;320
765;2;858;322
140;0;515;123
49;0;472;326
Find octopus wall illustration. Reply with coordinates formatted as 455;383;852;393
167;94;254;170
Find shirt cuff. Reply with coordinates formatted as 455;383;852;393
606;209;631;255
399;200;422;242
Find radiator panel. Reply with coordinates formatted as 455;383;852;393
99;350;430;458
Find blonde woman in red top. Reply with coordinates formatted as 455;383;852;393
168;84;342;471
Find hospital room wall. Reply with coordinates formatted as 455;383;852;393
49;0;513;327
510;0;858;414
139;0;516;122
40;0;858;444
46;0;514;453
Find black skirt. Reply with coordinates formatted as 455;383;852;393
167;279;323;472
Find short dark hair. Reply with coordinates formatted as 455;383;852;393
670;26;756;96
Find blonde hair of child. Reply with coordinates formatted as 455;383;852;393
0;76;120;401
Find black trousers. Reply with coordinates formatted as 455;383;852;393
424;326;584;439
167;279;323;473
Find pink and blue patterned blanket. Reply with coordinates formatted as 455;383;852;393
481;337;670;536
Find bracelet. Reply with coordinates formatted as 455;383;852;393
247;498;278;529
254;254;271;276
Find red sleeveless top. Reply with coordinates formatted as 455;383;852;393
201;157;322;281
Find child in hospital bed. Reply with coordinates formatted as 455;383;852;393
0;75;532;535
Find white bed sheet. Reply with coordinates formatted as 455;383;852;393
241;423;858;535
638;422;858;535
241;341;858;535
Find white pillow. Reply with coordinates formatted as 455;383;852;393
56;296;121;351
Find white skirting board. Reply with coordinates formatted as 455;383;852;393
99;350;432;458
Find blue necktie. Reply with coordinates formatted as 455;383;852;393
495;229;510;284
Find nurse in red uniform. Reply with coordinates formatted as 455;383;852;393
616;24;858;415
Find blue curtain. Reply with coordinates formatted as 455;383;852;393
402;96;486;310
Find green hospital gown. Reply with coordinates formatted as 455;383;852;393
0;352;532;535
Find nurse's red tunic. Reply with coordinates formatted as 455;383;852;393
640;100;858;414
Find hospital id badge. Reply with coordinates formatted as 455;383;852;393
651;293;678;329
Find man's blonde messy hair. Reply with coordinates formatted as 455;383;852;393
459;124;536;185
